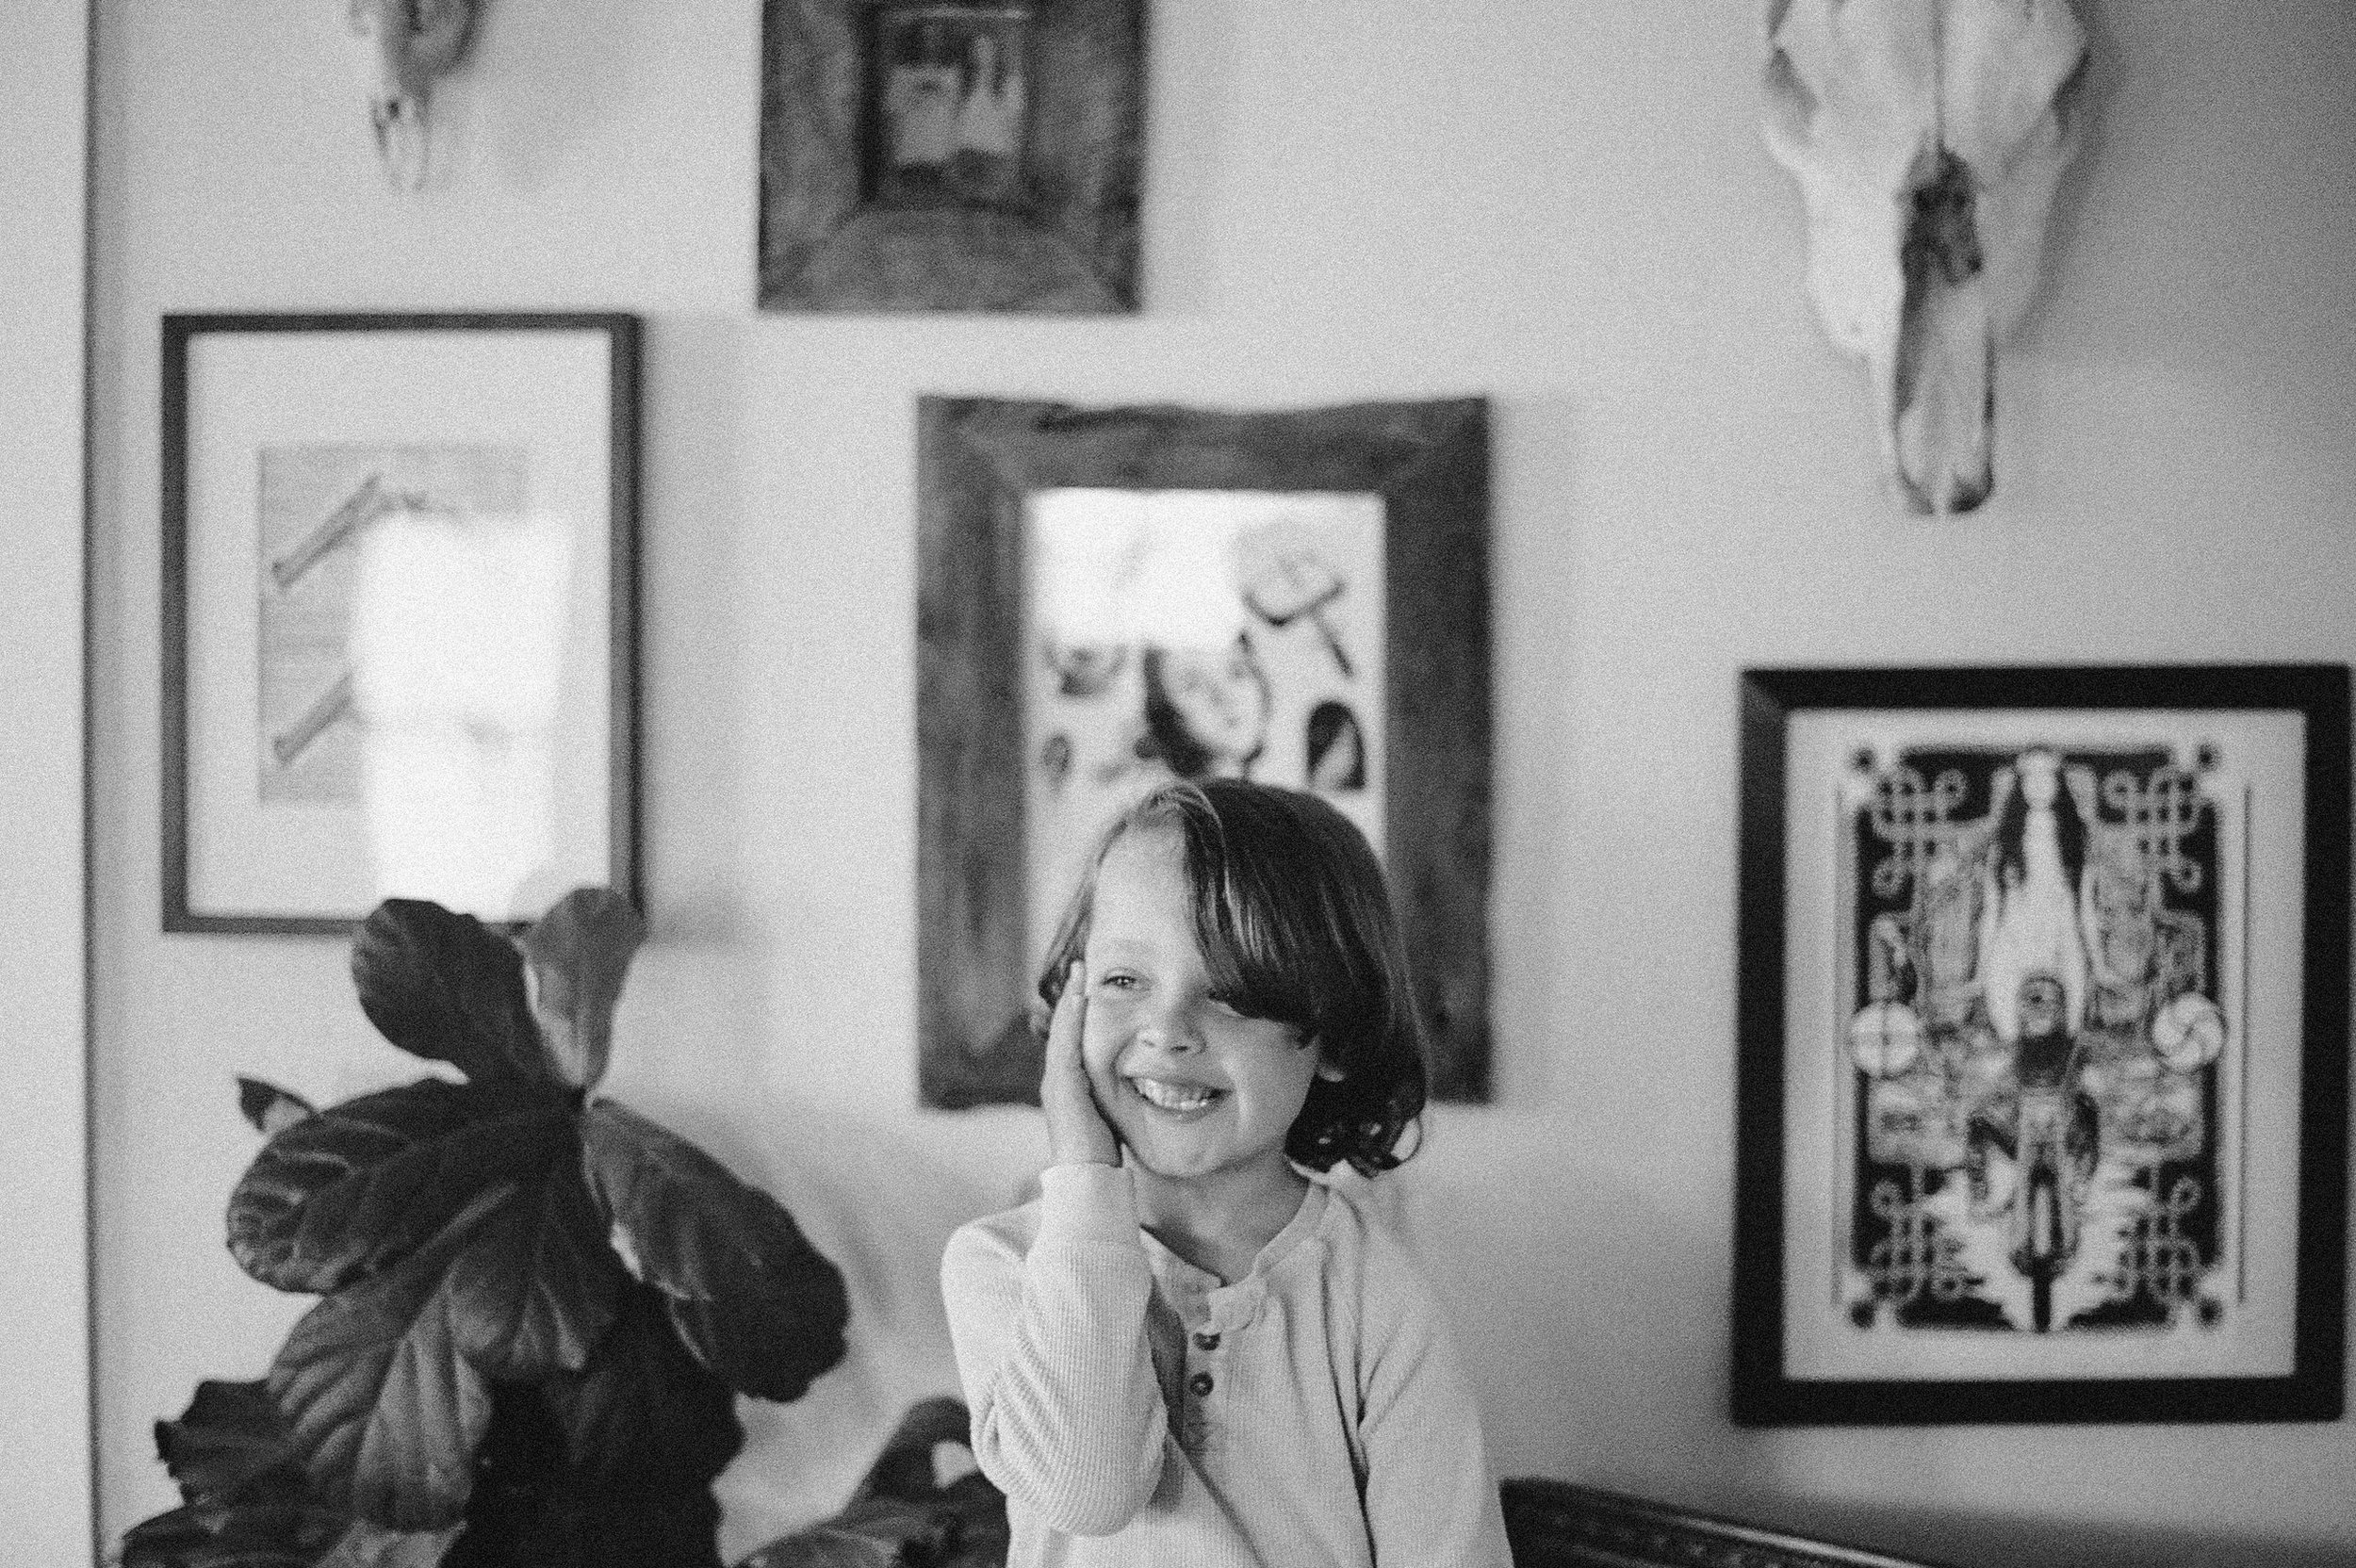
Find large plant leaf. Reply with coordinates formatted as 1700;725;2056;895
737;1398;1007;1568
269;1189;506;1531
540;1282;744;1486
156;1380;310;1506
317;1520;466;1568
849;1396;982;1504
737;1523;899;1568
131;1380;355;1567
238;1077;319;1135
441;1154;628;1380
352;900;546;1086
229;1078;574;1296
120;1496;352;1568
516;889;646;1091
579;1102;850;1403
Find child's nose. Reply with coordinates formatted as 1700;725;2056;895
1137;1001;1205;1054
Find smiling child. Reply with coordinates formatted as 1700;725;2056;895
941;778;1512;1567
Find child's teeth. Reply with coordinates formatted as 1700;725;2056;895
1133;1078;1216;1110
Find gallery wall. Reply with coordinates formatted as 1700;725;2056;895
78;2;2356;1566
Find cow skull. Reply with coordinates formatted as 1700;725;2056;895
1763;0;2089;514
348;0;482;189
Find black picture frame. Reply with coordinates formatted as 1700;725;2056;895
1731;664;2349;1424
916;396;1492;1108
758;0;1144;313
161;312;641;935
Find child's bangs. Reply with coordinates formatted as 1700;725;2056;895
1189;855;1322;1029
1185;821;1374;1045
1102;778;1388;1054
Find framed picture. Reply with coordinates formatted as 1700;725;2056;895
1731;665;2350;1424
917;396;1491;1108
758;0;1143;312
161;312;640;935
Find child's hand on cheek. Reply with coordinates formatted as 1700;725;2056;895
1042;962;1121;1168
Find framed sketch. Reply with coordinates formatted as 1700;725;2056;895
917;397;1491;1108
1731;665;2350;1424
161;313;640;935
758;0;1143;312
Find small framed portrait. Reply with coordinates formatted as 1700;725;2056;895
868;4;1034;210
1730;664;2350;1424
759;0;1142;312
160;313;640;934
916;397;1493;1108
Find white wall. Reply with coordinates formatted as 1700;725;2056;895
83;3;2356;1566
1;4;93;1563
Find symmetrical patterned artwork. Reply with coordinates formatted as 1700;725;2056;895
1732;665;2348;1426
1839;743;2232;1339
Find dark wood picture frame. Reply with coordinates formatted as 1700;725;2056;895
916;396;1492;1108
161;312;641;935
1731;664;2349;1424
758;0;1144;312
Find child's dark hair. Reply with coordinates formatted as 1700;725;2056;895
1038;777;1427;1176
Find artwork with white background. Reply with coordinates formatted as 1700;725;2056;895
1022;487;1385;962
1782;710;2308;1384
172;320;622;929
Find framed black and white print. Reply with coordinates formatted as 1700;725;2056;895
916;396;1492;1109
1731;665;2350;1424
758;0;1144;312
161;313;640;935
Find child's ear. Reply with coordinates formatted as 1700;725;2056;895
1310;1038;1346;1082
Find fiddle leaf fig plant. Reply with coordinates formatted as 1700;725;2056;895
738;1398;1007;1568
124;890;852;1568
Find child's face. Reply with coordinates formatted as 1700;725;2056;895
1080;826;1327;1187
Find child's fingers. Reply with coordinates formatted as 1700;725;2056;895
1041;961;1119;1167
1046;961;1088;1062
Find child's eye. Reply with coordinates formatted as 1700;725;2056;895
1093;972;1140;992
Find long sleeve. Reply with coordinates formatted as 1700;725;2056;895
941;1164;1169;1536
1355;1254;1514;1568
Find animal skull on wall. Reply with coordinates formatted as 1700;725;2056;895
1763;0;2089;514
348;0;483;189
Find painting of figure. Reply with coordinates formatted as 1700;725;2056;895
1836;742;2234;1339
871;3;1032;208
1021;487;1385;966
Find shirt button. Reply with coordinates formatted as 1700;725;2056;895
1188;1372;1214;1396
1193;1331;1219;1351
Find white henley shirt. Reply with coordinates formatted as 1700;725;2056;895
941;1162;1514;1567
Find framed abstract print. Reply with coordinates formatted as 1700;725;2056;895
916;396;1491;1108
758;0;1144;312
1731;664;2349;1424
161;313;640;935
